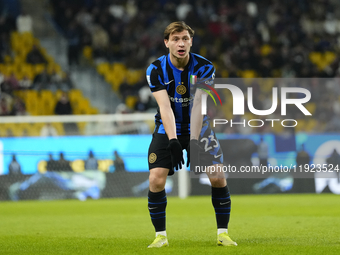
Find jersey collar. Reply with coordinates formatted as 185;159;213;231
167;53;192;73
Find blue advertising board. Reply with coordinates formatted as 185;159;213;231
1;133;340;175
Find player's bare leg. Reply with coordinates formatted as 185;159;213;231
149;167;168;192
207;164;237;246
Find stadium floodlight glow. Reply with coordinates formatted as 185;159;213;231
201;84;312;116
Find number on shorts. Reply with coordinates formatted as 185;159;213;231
200;135;218;152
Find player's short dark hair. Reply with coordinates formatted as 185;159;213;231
164;21;195;40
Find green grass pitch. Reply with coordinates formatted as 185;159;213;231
1;194;340;255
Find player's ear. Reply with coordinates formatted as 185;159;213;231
190;37;193;46
164;39;169;48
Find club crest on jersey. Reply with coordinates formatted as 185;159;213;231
176;82;186;95
149;153;157;163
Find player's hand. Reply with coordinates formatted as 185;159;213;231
167;139;184;171
186;142;191;168
188;139;204;172
186;139;199;167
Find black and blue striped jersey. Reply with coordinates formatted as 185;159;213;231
146;53;215;136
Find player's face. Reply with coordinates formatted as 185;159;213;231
164;30;192;59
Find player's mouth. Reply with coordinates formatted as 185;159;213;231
178;49;186;56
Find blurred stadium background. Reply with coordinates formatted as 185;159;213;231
1;1;340;254
0;0;340;202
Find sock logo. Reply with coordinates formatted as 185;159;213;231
220;201;230;205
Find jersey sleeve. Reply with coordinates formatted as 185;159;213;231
146;64;166;93
197;63;215;87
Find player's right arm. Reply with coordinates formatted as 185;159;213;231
146;62;177;140
152;90;177;140
146;62;184;170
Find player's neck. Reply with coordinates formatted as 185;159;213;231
169;53;190;71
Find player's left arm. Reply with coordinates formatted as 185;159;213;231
187;64;215;167
191;63;215;139
187;88;206;168
190;88;205;140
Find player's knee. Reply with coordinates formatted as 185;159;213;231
149;173;166;191
210;177;226;188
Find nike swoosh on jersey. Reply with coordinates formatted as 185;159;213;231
164;80;174;85
214;154;222;158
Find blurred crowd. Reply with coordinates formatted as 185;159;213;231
48;0;340;133
0;4;74;117
0;4;22;116
50;0;340;75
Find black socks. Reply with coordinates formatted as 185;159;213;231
212;186;231;229
148;189;167;232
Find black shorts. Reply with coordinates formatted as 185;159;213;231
148;121;223;175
